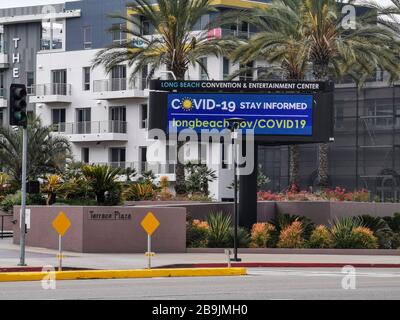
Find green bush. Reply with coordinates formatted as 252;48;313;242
277;221;305;248
308;225;333;248
0;191;46;213
186;220;209;248
206;212;231;248
351;227;379;249
383;213;400;233
269;213;315;245
330;217;364;249
228;227;251;248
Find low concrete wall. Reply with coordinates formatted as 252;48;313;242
13;206;186;253
273;201;400;226
129;201;276;223
0;212;14;231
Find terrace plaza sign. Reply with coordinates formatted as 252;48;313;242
149;80;334;145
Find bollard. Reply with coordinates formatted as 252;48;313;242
225;249;232;268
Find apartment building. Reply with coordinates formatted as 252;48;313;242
0;0;398;201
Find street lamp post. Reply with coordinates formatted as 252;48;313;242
227;118;245;262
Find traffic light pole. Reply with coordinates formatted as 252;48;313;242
18;127;28;266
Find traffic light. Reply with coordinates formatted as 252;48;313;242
9;83;27;128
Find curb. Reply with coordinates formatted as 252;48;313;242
159;263;400;269
0;268;247;282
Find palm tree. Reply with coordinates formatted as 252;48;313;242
92;0;236;194
301;0;400;187
230;0;311;187
233;0;400;188
82;164;122;204
0;116;71;185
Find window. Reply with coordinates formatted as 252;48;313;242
223;58;230;80
52;108;66;132
82;148;89;164
41;20;63;50
83;26;92;49
111;65;127;91
0;72;4;97
27;72;35;95
76;108;91;134
139;146;147;172
52;69;67;95
141;19;150;36
110;106;126;133
239;61;254;81
83;67;91;91
112;23;126;44
199;57;208;80
141;104;148;129
110;148;126;168
0;32;5;54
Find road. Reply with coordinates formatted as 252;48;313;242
0;268;400;300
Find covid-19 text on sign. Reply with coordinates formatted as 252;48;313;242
167;93;313;136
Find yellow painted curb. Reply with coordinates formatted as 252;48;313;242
0;268;247;282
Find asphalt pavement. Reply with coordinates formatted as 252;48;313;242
0;268;400;300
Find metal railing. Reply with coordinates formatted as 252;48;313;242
93;77;148;92
30;83;71;96
90;162;176;175
53;120;127;135
221;29;256;39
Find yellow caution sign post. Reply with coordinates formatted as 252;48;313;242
140;212;160;269
52;212;71;271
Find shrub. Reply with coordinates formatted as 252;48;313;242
250;223;276;248
41;174;62;205
383;213;400;233
359;215;392;249
331;217;364;249
82;165;122;205
206;212;231;248
277;221;305;248
123;183;155;201
269;213;314;241
228;227;251;248
308;225;333;248
186;219;209;248
351;227;379;249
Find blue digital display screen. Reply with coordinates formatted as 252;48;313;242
167;93;313;136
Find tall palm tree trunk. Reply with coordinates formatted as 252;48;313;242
289;145;300;187
317;143;330;187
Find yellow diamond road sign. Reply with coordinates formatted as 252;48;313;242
141;212;160;236
52;211;71;237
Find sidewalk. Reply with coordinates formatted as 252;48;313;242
1;239;400;270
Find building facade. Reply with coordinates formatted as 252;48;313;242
0;0;398;201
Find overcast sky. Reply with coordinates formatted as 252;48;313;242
0;0;395;9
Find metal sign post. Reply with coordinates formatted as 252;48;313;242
18;128;28;266
141;212;160;269
52;212;71;271
58;235;63;271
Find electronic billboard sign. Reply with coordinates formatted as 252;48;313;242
149;80;334;145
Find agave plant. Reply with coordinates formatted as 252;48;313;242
330;216;364;249
82;165;122;204
41;174;62;205
206;212;232;248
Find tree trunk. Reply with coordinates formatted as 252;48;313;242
171;68;188;195
96;191;105;205
289;145;300;187
317;143;330;188
313;64;331;188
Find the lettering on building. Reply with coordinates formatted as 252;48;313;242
88;210;132;221
12;38;21;78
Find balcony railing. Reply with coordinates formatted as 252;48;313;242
93;77;148;92
90;162;176;175
30;83;71;96
53;120;127;135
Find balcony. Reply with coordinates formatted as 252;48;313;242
29;83;72;104
0;42;8;69
93;78;148;100
54;120;128;143
0;88;7;108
